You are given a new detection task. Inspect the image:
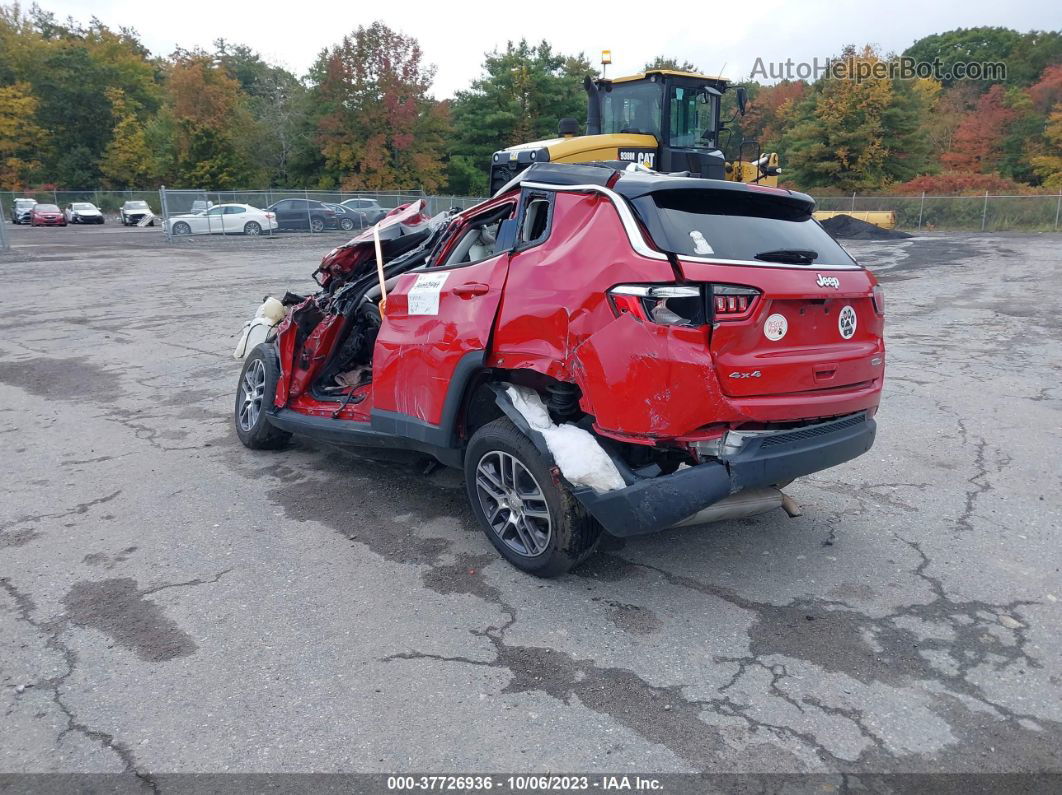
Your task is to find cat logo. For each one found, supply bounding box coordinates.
[617,149,656,169]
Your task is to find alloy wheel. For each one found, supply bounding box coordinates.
[474,451,553,557]
[238,358,266,432]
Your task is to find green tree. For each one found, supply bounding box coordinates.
[214,40,310,185]
[449,40,592,193]
[643,56,700,72]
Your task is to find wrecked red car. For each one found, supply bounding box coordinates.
[234,163,884,576]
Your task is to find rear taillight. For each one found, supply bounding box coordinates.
[872,284,885,315]
[608,285,706,326]
[711,285,761,321]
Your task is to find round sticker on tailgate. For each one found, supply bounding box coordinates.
[764,313,788,341]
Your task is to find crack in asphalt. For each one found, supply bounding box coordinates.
[0,577,158,792]
[0,490,122,534]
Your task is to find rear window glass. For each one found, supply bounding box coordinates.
[641,190,856,267]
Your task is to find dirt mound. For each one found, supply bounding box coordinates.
[821,214,912,240]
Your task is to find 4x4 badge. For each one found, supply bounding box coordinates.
[817,274,840,288]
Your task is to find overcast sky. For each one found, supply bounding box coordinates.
[41,0,1058,96]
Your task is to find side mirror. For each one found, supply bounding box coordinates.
[735,87,748,116]
[495,218,519,253]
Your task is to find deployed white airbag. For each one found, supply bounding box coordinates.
[233,297,287,359]
[505,385,625,493]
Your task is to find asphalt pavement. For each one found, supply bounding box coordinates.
[1,223,1059,778]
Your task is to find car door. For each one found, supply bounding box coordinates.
[203,206,226,235]
[370,200,517,439]
[224,205,247,232]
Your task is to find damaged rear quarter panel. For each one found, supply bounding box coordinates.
[490,191,674,382]
[569,313,734,437]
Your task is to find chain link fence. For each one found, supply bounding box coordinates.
[813,191,1062,232]
[155,188,485,241]
[3,188,1061,245]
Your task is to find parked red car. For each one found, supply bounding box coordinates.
[30,203,66,227]
[234,163,884,576]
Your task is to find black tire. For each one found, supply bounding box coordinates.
[309,216,325,233]
[243,221,262,236]
[234,344,291,450]
[172,221,191,236]
[465,417,602,577]
[339,217,354,231]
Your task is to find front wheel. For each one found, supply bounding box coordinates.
[234,344,291,450]
[465,417,602,577]
[172,221,191,236]
[243,221,262,236]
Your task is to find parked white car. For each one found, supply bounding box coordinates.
[64,202,105,224]
[165,204,278,236]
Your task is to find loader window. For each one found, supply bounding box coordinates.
[669,86,719,149]
[602,82,662,138]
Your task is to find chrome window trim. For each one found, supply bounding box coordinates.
[520,181,668,261]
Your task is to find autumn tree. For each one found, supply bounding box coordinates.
[309,22,446,192]
[940,84,1016,172]
[99,88,155,186]
[781,46,931,190]
[0,82,43,188]
[159,51,262,188]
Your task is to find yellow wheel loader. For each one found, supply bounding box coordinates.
[488,69,782,193]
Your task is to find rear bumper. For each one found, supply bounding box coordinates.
[587,412,876,536]
[493,383,876,538]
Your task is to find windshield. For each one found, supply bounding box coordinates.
[126,201,148,209]
[37,204,60,212]
[15,199,35,207]
[72,203,95,210]
[669,85,719,149]
[601,81,662,137]
[639,190,856,267]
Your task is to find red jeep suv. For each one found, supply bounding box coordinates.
[234,163,884,576]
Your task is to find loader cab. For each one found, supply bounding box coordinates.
[488,69,730,193]
[589,70,726,178]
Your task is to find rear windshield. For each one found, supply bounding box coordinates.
[640,190,856,267]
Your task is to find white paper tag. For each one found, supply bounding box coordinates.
[407,272,450,315]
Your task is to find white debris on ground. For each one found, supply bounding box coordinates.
[505,385,625,493]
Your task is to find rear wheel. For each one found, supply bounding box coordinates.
[465,417,602,577]
[309,217,325,233]
[243,221,262,236]
[339,217,354,231]
[234,344,291,450]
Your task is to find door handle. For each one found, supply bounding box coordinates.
[454,282,490,298]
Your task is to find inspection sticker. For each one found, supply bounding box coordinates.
[407,272,449,315]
